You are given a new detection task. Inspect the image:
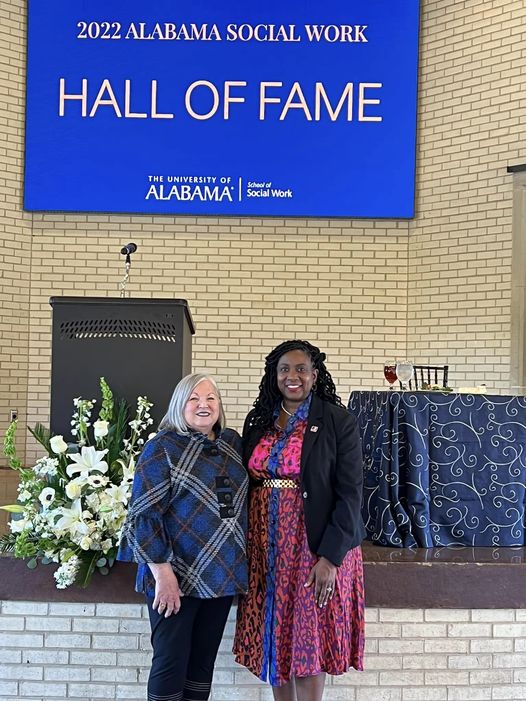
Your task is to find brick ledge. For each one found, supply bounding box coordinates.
[1,544,526,607]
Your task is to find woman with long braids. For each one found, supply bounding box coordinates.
[234,340,365,701]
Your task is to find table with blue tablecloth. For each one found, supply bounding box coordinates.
[348,391,526,547]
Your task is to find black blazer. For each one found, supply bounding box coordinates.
[243,394,365,566]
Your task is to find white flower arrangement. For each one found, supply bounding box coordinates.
[0,378,153,588]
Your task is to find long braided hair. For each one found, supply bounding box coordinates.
[249,340,342,430]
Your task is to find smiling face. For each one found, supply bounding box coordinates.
[276,349,318,409]
[183,379,220,437]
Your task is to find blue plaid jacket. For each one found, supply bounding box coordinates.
[117,427,248,598]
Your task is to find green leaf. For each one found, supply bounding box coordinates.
[77,551,98,588]
[28,423,52,453]
[14,532,39,559]
[0,533,16,553]
[3,420,22,470]
[107,398,129,466]
[99,377,114,423]
[0,504,24,513]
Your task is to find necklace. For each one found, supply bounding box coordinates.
[281,401,294,417]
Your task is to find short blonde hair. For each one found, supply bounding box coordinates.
[158,373,226,435]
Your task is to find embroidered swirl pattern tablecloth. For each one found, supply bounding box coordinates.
[348,391,526,547]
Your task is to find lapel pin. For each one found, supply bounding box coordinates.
[310,425,319,432]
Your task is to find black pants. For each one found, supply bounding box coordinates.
[146,595,233,701]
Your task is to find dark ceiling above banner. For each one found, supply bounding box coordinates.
[24,0,420,218]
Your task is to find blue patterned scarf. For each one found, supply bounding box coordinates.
[267,393,312,478]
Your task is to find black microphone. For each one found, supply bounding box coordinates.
[120,243,137,255]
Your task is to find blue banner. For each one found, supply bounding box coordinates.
[25,1,420,217]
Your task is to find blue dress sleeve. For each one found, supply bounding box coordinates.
[117,435,174,564]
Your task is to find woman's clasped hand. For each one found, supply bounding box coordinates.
[304,555,337,608]
[150,562,184,617]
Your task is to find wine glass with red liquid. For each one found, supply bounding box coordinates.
[383,362,397,390]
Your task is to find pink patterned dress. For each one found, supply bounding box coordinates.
[233,418,365,686]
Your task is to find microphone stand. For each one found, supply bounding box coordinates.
[119,255,131,298]
[118,243,137,298]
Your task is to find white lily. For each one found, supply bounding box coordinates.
[54,499,90,537]
[120,456,135,485]
[104,483,129,505]
[66,446,108,478]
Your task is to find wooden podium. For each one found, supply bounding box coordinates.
[49,297,195,437]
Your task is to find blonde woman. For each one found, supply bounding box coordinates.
[119,373,248,701]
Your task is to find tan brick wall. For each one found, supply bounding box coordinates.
[25,219,409,462]
[0,0,31,461]
[2,603,526,700]
[407,0,525,386]
[0,468,18,535]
